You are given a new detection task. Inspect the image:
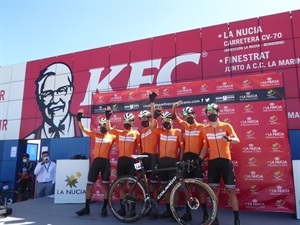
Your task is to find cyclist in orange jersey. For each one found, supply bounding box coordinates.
[106,107,141,217]
[172,100,208,222]
[76,109,116,217]
[139,92,160,197]
[152,111,184,219]
[199,103,240,225]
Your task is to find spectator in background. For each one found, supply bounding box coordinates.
[17,153,33,202]
[200,103,241,225]
[34,151,56,198]
[76,110,116,217]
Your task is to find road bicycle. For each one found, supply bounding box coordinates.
[108,155,217,225]
[0,180,18,207]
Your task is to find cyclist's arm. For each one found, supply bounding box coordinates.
[150,113,159,129]
[199,130,208,160]
[105,106,113,131]
[227,124,240,144]
[199,146,208,160]
[149,102,158,130]
[77,109,95,136]
[171,100,182,120]
[78,120,94,136]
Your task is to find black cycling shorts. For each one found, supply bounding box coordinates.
[117,156,135,177]
[208,158,236,189]
[157,157,177,183]
[142,153,158,183]
[88,157,111,184]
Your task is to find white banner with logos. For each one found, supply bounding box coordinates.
[54,159,89,204]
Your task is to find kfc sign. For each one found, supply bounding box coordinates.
[80,53,201,106]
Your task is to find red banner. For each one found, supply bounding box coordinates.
[91,72,295,213]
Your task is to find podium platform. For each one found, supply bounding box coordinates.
[1,197,298,225]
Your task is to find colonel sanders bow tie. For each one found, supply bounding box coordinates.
[49,124,65,138]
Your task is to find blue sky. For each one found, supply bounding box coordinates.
[0,0,299,66]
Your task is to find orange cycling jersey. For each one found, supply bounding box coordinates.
[153,127,184,159]
[202,122,238,160]
[110,129,140,158]
[175,118,204,155]
[83,130,116,159]
[140,127,159,154]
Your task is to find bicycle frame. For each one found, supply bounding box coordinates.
[133,158,189,204]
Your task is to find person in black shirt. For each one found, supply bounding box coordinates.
[17,153,33,201]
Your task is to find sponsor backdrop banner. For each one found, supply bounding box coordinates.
[54,159,89,204]
[91,72,295,213]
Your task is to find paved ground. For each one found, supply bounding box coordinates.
[0,197,298,225]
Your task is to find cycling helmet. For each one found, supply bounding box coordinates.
[138,110,151,119]
[98,117,107,125]
[123,113,135,121]
[182,106,195,116]
[161,111,173,120]
[205,103,219,113]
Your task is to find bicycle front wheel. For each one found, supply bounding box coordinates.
[108,175,148,223]
[0,189,18,206]
[170,179,217,225]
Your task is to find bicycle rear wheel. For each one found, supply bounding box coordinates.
[108,175,148,223]
[0,189,18,206]
[170,179,217,225]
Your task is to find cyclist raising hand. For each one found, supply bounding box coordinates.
[138,92,160,198]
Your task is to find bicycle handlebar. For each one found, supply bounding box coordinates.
[132,154,199,174]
